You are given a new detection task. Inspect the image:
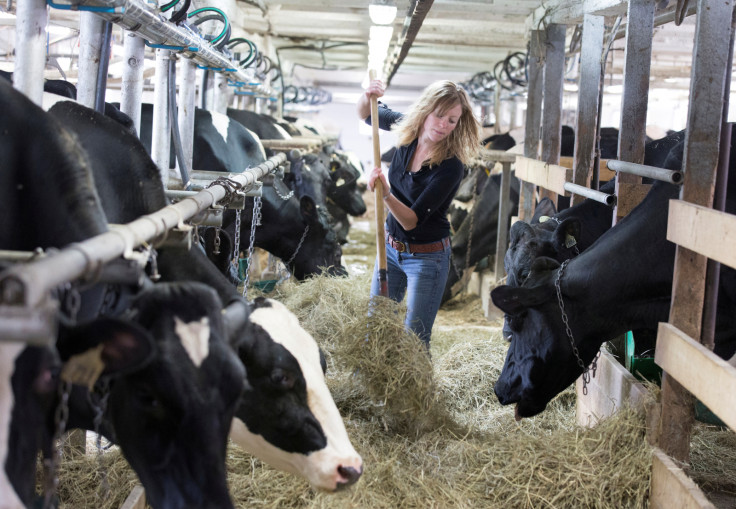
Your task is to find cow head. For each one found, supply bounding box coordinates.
[491,257,600,420]
[290,196,346,279]
[70,282,245,509]
[326,153,366,217]
[228,298,363,491]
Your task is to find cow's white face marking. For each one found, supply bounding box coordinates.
[1,344,26,508]
[210,112,231,145]
[175,316,210,367]
[233,299,362,491]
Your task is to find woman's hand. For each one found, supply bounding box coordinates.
[367,166,389,193]
[366,79,385,100]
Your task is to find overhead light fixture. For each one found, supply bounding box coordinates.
[369,0,397,25]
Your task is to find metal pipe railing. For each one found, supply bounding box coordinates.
[82,0,273,97]
[607,159,683,184]
[563,182,617,206]
[0,152,286,311]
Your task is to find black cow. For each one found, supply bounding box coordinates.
[482,132,516,151]
[51,99,361,491]
[442,172,520,303]
[0,80,243,508]
[135,104,346,280]
[491,140,736,419]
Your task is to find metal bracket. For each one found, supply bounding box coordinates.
[0,295,58,346]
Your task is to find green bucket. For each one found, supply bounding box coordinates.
[624,331,662,384]
[238,258,248,281]
[252,279,278,293]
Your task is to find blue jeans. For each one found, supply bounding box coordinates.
[370,240,451,347]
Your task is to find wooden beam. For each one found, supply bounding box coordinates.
[650,448,715,509]
[667,200,736,271]
[514,156,571,196]
[576,348,649,427]
[558,157,616,181]
[614,183,651,218]
[519,30,544,221]
[120,485,146,509]
[655,322,736,431]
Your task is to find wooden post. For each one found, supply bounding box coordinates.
[612,0,655,224]
[658,0,734,463]
[539,24,566,207]
[520,30,544,221]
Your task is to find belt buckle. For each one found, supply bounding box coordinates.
[395,239,406,253]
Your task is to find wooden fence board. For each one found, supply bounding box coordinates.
[650,448,715,509]
[655,322,736,431]
[667,200,736,270]
[514,156,571,196]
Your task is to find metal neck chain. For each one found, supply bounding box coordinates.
[232,208,243,274]
[554,259,599,395]
[242,196,262,299]
[279,224,309,282]
[43,380,72,509]
[272,182,295,201]
[212,227,221,254]
[206,176,244,206]
[91,379,111,503]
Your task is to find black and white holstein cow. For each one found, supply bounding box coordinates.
[491,133,736,420]
[0,79,246,509]
[136,104,347,281]
[51,99,362,491]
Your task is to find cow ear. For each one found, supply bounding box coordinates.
[491,283,555,315]
[531,198,557,223]
[300,195,318,223]
[554,218,581,250]
[508,220,534,247]
[57,317,156,378]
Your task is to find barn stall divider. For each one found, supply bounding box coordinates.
[474,1,735,507]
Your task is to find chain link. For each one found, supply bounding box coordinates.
[43,380,72,509]
[272,183,295,201]
[242,196,262,299]
[554,259,599,395]
[278,225,309,282]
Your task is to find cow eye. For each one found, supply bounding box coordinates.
[270,369,295,390]
[135,386,160,409]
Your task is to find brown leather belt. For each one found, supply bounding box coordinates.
[386,234,450,254]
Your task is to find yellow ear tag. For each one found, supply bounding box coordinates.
[60,343,106,391]
[539,215,551,223]
[565,234,577,248]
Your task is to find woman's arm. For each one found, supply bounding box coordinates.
[356,79,385,121]
[367,166,418,231]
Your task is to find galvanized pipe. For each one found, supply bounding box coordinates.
[13,0,46,105]
[563,182,616,206]
[0,152,286,310]
[120,31,145,134]
[607,159,683,184]
[88,0,268,96]
[77,11,106,109]
[151,48,172,183]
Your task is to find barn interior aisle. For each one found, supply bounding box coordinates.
[42,188,736,508]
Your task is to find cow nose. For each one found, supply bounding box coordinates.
[335,465,363,491]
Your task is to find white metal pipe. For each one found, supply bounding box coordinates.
[91,0,272,97]
[151,48,172,183]
[77,11,106,109]
[607,159,683,184]
[13,0,47,105]
[213,72,229,114]
[178,58,197,177]
[0,153,287,310]
[120,31,146,134]
[563,182,616,206]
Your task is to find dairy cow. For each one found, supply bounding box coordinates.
[135,104,346,280]
[491,137,736,419]
[441,172,520,303]
[0,80,245,509]
[52,100,362,491]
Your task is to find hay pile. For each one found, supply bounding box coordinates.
[42,274,736,508]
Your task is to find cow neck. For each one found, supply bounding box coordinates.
[560,182,680,343]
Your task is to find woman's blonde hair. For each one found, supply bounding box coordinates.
[392,80,481,167]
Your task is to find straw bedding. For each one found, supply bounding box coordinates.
[42,274,735,508]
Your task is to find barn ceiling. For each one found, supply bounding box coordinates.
[0,0,704,107]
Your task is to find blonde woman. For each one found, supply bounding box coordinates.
[357,79,481,349]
